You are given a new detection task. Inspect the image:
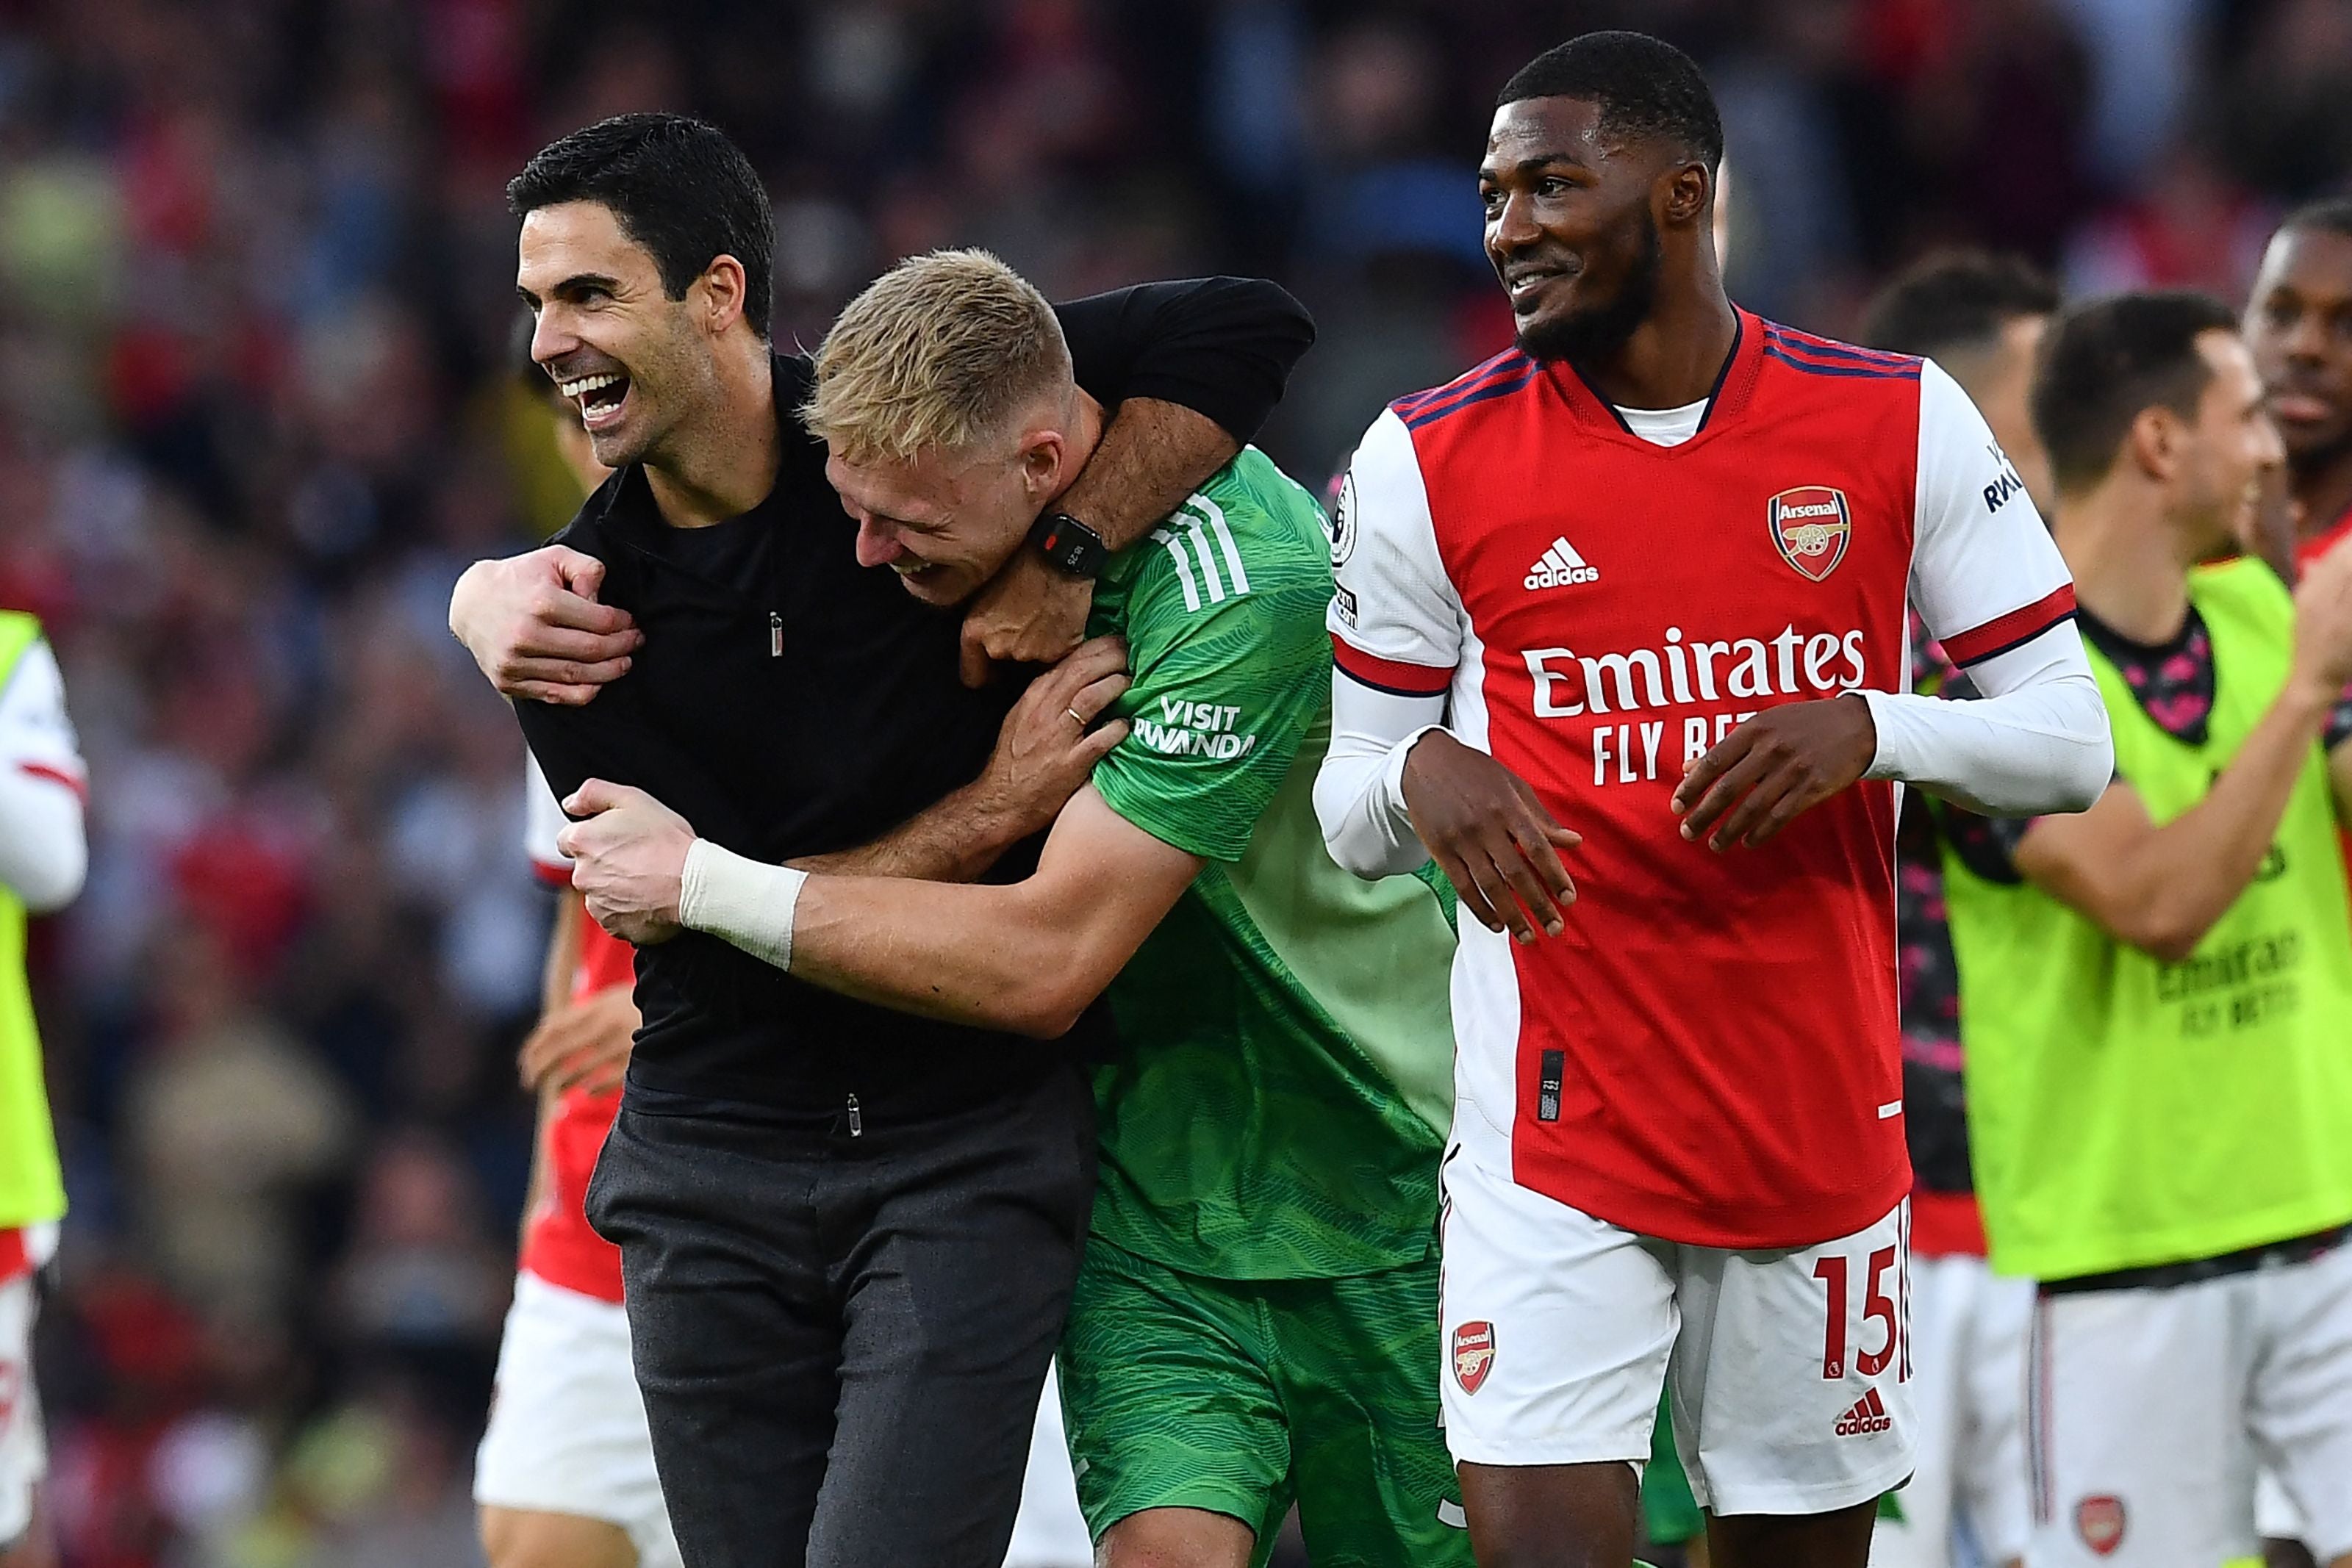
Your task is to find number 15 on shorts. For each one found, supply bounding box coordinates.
[1814,1242,1908,1383]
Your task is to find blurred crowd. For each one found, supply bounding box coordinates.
[1,1,2348,1564]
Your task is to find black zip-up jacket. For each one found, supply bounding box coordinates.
[516,278,1315,1124]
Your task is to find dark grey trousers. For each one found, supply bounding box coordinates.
[587,1068,1097,1568]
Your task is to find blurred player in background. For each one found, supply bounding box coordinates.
[1856,251,2062,1568]
[556,248,1470,1568]
[0,613,88,1568]
[1314,31,2109,1568]
[476,757,667,1568]
[473,361,675,1568]
[2247,199,2352,575]
[1943,292,2352,1568]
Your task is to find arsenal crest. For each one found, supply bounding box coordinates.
[1452,1321,1495,1393]
[2075,1495,2126,1556]
[1768,486,1851,582]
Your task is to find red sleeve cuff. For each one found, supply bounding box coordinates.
[19,761,86,805]
[1332,635,1452,698]
[1937,584,2076,667]
[531,858,572,887]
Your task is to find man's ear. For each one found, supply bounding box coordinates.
[696,255,749,336]
[1018,427,1068,497]
[1659,162,1710,231]
[2125,405,2181,483]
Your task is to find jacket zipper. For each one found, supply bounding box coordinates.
[770,611,784,657]
[845,1092,862,1137]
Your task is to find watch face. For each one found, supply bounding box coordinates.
[1039,514,1102,574]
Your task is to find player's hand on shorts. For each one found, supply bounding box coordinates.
[969,635,1132,841]
[1399,730,1580,943]
[559,780,695,944]
[958,549,1096,688]
[517,983,641,1097]
[1673,694,1878,851]
[449,546,642,705]
[2290,529,2352,695]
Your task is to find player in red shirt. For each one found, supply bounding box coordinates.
[2246,198,2352,579]
[2241,195,2352,1561]
[1312,32,2112,1568]
[471,373,676,1568]
[473,756,669,1568]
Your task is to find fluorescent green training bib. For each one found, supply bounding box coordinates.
[0,611,66,1234]
[1946,560,2352,1280]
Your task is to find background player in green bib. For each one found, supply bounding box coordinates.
[1937,292,2352,1568]
[557,249,1471,1568]
[0,611,90,1563]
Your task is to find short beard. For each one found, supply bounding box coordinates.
[1516,212,1662,369]
[2287,422,2352,486]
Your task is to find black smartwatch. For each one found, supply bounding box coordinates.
[1032,511,1108,579]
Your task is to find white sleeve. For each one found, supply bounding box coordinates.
[0,639,87,912]
[1313,408,1461,877]
[521,754,572,883]
[1857,360,2113,815]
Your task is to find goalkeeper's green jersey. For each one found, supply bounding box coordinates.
[1085,447,1457,1280]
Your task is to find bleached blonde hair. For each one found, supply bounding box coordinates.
[803,248,1073,467]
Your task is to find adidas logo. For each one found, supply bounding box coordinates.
[1834,1388,1892,1437]
[1524,536,1599,591]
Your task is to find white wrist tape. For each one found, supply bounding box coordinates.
[678,839,808,974]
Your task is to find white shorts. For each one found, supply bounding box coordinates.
[0,1272,43,1548]
[1440,1149,1916,1517]
[475,1272,682,1568]
[1005,1362,1092,1568]
[2025,1235,2352,1567]
[1871,1251,2032,1568]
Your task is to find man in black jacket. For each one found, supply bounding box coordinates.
[449,114,1313,1568]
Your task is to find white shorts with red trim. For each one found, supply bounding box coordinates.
[1438,1148,1915,1516]
[2024,1237,2352,1567]
[474,1271,683,1568]
[1871,1251,2032,1568]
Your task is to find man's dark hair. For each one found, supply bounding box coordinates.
[509,112,775,340]
[2278,193,2352,243]
[1859,251,2060,359]
[2032,291,2242,493]
[1497,32,1723,174]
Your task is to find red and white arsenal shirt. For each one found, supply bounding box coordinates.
[520,758,634,1303]
[1319,312,2104,1249]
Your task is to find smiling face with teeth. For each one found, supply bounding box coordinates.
[1480,95,1702,371]
[516,199,731,472]
[824,384,1102,610]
